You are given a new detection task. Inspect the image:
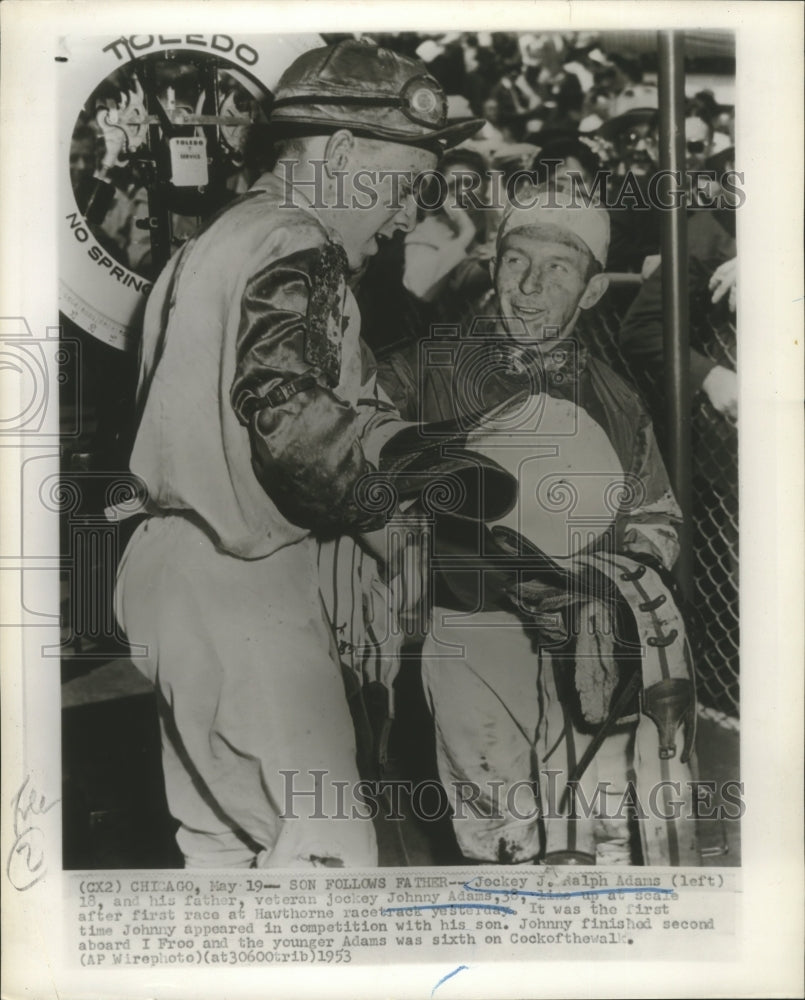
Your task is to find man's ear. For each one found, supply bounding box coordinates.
[579,272,609,311]
[323,129,355,175]
[489,257,497,283]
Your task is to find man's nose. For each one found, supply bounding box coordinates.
[519,264,542,295]
[392,193,418,234]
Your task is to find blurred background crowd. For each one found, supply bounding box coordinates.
[338,31,736,357]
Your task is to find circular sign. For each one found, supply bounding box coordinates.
[60,33,321,350]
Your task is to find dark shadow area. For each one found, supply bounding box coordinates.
[62,691,182,869]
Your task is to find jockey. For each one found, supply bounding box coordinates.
[378,185,699,865]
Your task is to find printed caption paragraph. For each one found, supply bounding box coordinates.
[68,868,739,967]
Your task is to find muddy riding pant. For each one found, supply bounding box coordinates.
[115,515,376,868]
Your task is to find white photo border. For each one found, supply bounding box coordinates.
[1,2,803,997]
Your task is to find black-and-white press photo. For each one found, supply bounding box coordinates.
[59,24,740,872]
[1,3,803,999]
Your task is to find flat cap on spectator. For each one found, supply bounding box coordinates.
[270,38,485,152]
[598,82,659,139]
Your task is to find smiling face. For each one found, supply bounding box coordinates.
[614,120,659,176]
[494,226,597,346]
[330,136,437,271]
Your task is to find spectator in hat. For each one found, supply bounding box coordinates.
[597,83,661,177]
[595,83,662,273]
[599,89,720,275]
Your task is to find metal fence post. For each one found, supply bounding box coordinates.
[657,30,693,600]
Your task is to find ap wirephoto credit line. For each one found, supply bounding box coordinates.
[1,3,803,999]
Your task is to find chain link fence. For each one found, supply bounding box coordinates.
[585,288,739,718]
